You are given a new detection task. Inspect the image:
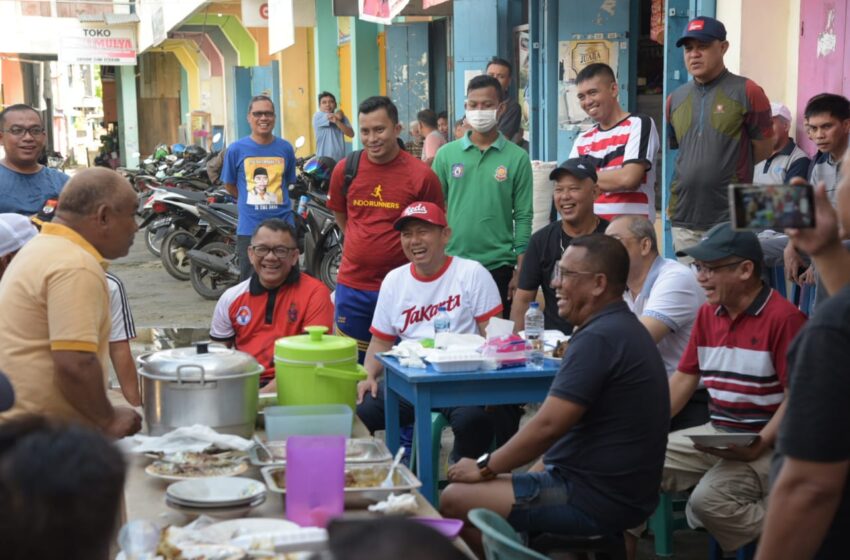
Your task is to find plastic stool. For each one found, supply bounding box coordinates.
[410,412,451,488]
[648,492,690,557]
[709,536,756,559]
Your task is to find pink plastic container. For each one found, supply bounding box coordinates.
[285,435,345,527]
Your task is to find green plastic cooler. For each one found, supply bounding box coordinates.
[274,326,366,411]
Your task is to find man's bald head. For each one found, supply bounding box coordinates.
[54,168,139,260]
[57,168,136,218]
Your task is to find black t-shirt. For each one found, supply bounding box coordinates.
[518,218,609,333]
[543,300,670,531]
[776,284,850,559]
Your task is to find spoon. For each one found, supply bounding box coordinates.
[381,447,405,488]
[253,435,274,462]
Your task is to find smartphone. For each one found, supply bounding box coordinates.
[729,183,816,231]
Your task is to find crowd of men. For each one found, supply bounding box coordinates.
[0,12,849,560]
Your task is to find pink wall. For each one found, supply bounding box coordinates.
[796,0,850,155]
[1,57,25,106]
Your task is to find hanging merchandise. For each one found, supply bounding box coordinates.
[650,0,665,44]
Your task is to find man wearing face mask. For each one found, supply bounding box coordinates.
[432,74,533,323]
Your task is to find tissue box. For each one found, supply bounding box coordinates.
[482,335,527,369]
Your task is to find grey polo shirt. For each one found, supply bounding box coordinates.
[809,151,843,205]
[753,138,810,184]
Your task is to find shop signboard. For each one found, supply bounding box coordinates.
[59,25,137,66]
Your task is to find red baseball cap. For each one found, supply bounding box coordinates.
[393,202,448,230]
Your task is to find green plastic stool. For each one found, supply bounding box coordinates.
[648,492,690,557]
[468,508,549,560]
[411,412,451,490]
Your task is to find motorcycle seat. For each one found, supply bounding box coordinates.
[210,203,239,216]
[163,187,209,201]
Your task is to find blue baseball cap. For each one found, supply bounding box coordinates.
[676,222,763,263]
[549,157,598,183]
[676,16,727,47]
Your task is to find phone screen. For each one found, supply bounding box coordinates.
[729,183,816,231]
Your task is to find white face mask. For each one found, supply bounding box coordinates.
[466,109,499,132]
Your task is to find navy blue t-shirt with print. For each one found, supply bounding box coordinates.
[221,136,296,236]
[543,300,670,532]
[0,165,69,215]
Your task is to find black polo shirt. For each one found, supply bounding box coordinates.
[518,218,609,333]
[544,300,670,531]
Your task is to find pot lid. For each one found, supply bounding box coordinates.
[275,326,357,353]
[138,342,261,379]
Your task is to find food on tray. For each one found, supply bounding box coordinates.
[156,525,295,559]
[269,465,399,490]
[552,339,570,358]
[258,439,365,462]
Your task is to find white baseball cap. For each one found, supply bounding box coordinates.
[770,102,792,123]
[0,213,38,257]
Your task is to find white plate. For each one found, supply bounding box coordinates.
[203,518,300,542]
[686,433,758,449]
[166,477,266,506]
[164,494,266,518]
[145,461,249,481]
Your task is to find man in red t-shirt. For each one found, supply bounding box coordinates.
[327,96,444,360]
[210,218,334,389]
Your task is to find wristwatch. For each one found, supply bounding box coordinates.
[477,452,496,480]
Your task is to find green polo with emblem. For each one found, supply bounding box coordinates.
[432,131,533,270]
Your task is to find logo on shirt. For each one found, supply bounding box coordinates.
[400,295,461,333]
[715,104,725,114]
[451,163,465,178]
[352,184,400,209]
[494,165,508,182]
[288,303,298,323]
[235,306,252,326]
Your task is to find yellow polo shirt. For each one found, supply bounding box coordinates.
[0,223,111,426]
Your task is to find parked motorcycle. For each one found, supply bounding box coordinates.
[292,153,341,290]
[186,202,240,300]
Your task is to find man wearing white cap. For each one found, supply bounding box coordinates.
[0,213,37,280]
[753,102,810,185]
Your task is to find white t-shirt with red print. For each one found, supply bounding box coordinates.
[369,256,503,342]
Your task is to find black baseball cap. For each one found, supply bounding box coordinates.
[676,16,727,47]
[0,371,15,412]
[549,157,598,183]
[676,222,763,263]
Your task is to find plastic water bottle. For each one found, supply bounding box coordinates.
[525,302,545,369]
[297,195,309,218]
[434,306,451,347]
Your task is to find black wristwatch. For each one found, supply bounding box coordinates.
[477,452,496,480]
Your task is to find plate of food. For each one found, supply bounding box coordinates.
[146,452,249,481]
[686,433,758,449]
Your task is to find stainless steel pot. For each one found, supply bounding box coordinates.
[137,342,263,437]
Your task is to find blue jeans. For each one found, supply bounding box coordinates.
[508,467,604,536]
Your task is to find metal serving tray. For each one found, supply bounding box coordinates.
[248,437,393,467]
[261,463,422,508]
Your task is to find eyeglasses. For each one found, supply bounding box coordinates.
[551,266,598,284]
[250,244,297,257]
[251,111,275,119]
[690,260,746,276]
[2,126,46,138]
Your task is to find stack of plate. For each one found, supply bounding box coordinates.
[165,476,267,517]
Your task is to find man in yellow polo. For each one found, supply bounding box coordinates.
[0,167,141,438]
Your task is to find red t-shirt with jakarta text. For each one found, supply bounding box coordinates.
[328,149,444,291]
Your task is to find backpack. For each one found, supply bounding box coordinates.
[341,149,363,201]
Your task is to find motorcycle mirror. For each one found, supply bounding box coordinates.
[295,136,306,149]
[212,132,222,143]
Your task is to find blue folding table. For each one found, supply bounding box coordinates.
[378,355,561,505]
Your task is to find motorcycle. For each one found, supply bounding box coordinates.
[292,153,341,291]
[185,202,240,300]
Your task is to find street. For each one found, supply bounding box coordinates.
[110,229,217,328]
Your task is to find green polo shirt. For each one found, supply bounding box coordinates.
[433,131,533,270]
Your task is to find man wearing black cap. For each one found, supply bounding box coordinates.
[667,16,774,256]
[659,222,806,553]
[512,158,608,333]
